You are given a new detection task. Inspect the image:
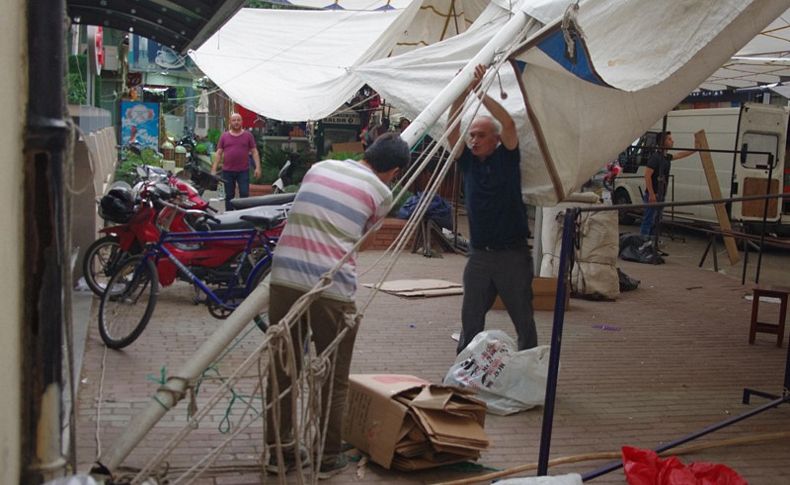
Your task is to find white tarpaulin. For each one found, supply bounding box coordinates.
[192,0,790,203]
[189,0,497,121]
[507,0,790,204]
[189,3,423,121]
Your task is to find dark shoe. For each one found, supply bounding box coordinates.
[318,453,349,480]
[265,447,310,474]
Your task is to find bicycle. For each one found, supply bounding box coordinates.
[98,204,285,349]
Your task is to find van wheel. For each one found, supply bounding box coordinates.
[614,189,636,225]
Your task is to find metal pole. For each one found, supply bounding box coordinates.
[754,154,774,284]
[537,208,578,475]
[95,280,271,473]
[582,393,790,481]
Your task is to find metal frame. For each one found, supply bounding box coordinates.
[536,191,789,479]
[145,226,277,311]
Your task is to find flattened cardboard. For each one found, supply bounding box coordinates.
[343,374,489,471]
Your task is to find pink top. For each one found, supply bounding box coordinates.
[218,130,255,172]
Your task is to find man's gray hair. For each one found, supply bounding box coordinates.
[475,115,501,134]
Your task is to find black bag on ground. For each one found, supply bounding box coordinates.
[618,233,664,265]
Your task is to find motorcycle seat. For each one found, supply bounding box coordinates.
[229,193,295,210]
[206,205,287,231]
[240,214,285,230]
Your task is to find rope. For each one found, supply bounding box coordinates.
[561,1,584,61]
[94,345,109,461]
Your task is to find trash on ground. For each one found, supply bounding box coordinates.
[592,324,621,331]
[363,279,462,298]
[496,473,583,484]
[344,374,489,471]
[444,330,549,415]
[622,446,747,485]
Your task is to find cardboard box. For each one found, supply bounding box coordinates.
[492,276,568,311]
[343,374,489,471]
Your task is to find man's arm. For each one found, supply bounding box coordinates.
[251,147,261,179]
[211,147,223,174]
[671,149,695,161]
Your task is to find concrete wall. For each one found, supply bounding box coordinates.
[0,0,26,482]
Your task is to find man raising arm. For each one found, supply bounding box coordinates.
[448,64,537,354]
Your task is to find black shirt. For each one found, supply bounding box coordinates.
[458,144,529,249]
[646,151,674,200]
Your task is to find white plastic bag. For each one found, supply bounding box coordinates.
[496,474,582,485]
[443,330,550,415]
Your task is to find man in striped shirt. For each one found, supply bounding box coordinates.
[267,132,409,478]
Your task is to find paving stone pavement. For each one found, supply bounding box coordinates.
[75,249,790,484]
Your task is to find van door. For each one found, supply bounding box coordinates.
[731,103,788,223]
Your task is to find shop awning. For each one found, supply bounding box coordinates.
[67,0,246,53]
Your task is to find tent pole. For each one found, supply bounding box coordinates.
[399,11,529,148]
[93,280,271,475]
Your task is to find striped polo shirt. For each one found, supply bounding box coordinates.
[271,159,392,301]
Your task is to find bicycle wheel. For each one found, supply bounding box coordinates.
[82,235,123,296]
[99,256,159,349]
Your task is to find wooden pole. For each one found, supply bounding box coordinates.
[694,130,740,265]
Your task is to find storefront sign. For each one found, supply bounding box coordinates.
[324,112,360,125]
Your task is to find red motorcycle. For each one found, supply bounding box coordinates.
[82,166,290,296]
[82,170,210,296]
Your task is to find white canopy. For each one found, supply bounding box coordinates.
[190,3,423,121]
[189,0,579,121]
[358,0,789,205]
[192,0,790,204]
[508,0,790,203]
[189,0,503,121]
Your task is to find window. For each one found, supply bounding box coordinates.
[741,132,778,169]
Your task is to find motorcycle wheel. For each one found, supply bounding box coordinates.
[99,256,159,349]
[82,235,124,297]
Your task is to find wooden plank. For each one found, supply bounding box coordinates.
[694,130,740,265]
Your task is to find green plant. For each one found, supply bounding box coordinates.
[67,55,87,105]
[114,147,163,184]
[206,128,222,146]
[327,151,364,161]
[195,143,208,155]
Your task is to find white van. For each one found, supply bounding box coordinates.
[614,103,790,236]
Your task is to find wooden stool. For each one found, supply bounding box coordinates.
[749,287,789,347]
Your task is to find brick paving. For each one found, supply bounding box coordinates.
[75,247,790,484]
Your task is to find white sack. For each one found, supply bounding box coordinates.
[540,193,619,300]
[444,330,549,415]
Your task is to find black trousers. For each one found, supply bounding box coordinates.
[458,245,538,353]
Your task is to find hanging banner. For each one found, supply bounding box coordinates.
[121,101,160,148]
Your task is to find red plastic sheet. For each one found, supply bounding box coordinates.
[622,446,747,485]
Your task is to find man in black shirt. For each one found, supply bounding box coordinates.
[640,131,695,236]
[448,64,537,354]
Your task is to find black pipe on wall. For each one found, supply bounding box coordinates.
[23,0,69,482]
